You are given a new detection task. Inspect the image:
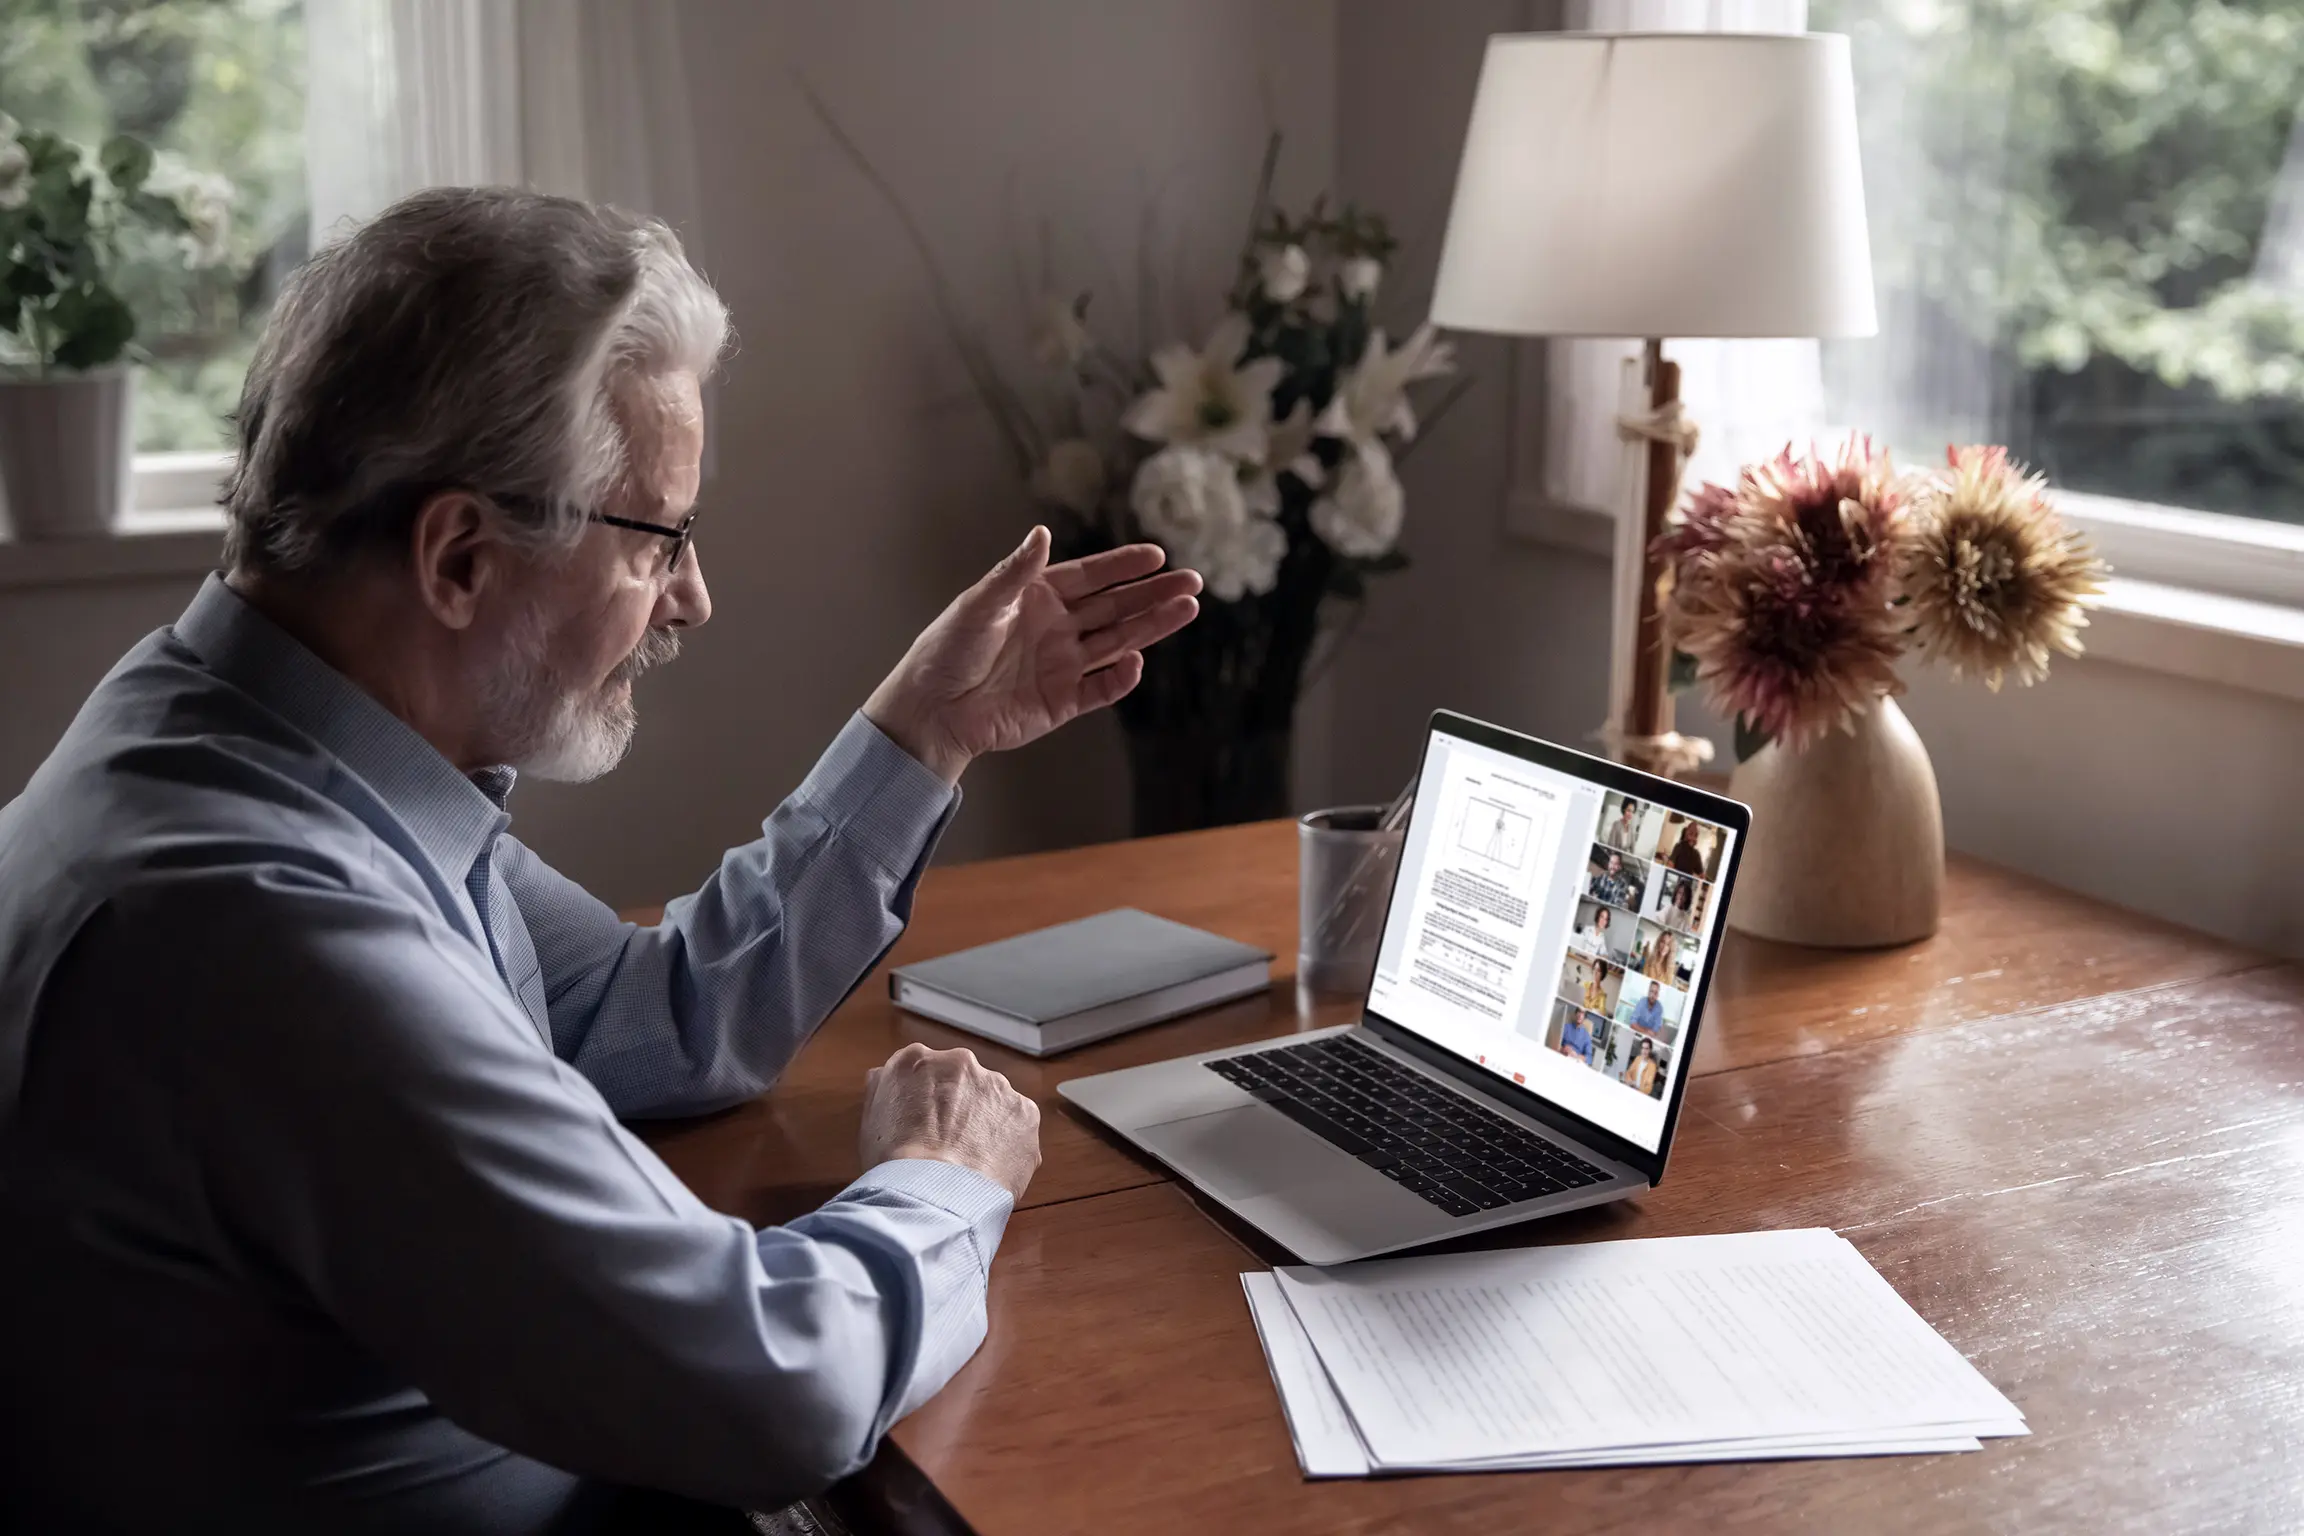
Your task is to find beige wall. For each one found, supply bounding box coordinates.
[1322,0,1610,797]
[1326,0,2304,960]
[0,577,210,797]
[0,0,1336,911]
[509,0,1337,906]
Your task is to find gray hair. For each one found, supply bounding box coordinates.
[224,186,730,575]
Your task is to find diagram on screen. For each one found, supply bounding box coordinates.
[1457,797,1533,870]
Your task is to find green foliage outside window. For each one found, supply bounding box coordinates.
[0,0,305,452]
[1819,0,2304,522]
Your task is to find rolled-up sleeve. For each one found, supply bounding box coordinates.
[503,713,958,1118]
[70,867,1009,1511]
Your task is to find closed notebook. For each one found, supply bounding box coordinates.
[889,908,1272,1057]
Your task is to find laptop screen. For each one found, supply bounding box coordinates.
[1364,719,1738,1157]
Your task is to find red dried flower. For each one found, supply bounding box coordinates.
[1655,437,1912,751]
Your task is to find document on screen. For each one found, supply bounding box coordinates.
[1386,745,1567,1040]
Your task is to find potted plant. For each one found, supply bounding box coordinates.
[0,114,232,539]
[1654,438,2108,946]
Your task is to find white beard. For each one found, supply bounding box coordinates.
[481,612,681,783]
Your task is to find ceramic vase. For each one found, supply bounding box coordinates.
[0,366,135,540]
[1725,695,1943,948]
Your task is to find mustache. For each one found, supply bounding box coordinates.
[611,627,682,686]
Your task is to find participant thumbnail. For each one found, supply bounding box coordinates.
[1614,975,1688,1046]
[1541,997,1612,1067]
[1557,950,1624,1021]
[1615,1034,1671,1099]
[1568,898,1632,963]
[1595,792,1663,858]
[1648,867,1712,934]
[1651,812,1725,882]
[1584,844,1649,914]
[1632,920,1697,990]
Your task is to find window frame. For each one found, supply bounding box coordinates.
[2054,491,2304,612]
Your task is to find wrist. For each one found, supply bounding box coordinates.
[862,693,970,786]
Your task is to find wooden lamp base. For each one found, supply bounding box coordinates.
[1617,337,1700,780]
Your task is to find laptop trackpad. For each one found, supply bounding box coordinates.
[1136,1104,1351,1201]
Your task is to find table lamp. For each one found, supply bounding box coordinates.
[1429,31,1877,778]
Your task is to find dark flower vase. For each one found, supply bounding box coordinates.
[1122,725,1293,837]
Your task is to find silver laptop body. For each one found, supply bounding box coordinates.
[1061,710,1750,1266]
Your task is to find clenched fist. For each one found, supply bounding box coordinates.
[860,1043,1042,1202]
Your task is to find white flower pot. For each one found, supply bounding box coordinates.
[1724,696,1944,948]
[0,367,135,540]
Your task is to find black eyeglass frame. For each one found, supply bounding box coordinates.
[477,491,699,576]
[590,511,698,574]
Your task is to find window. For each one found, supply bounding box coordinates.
[1816,0,2304,537]
[1520,2,2304,625]
[0,0,307,457]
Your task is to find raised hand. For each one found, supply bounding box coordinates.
[862,526,1201,784]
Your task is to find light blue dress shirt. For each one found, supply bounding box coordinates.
[0,575,1010,1532]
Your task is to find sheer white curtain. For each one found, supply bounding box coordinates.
[1817,1,2008,460]
[302,0,704,250]
[1539,0,1826,511]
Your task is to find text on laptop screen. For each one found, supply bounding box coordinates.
[1364,727,1734,1154]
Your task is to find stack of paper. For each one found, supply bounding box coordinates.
[1240,1228,2026,1477]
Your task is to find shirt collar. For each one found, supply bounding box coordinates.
[173,574,514,882]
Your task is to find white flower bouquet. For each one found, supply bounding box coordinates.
[820,111,1465,831]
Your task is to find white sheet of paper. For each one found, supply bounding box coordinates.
[1386,1434,1987,1470]
[1242,1272,1371,1477]
[1273,1228,2025,1468]
[1244,1268,2006,1478]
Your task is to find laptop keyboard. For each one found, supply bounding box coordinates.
[1204,1034,1614,1218]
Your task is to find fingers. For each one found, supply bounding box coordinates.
[1079,592,1200,672]
[1077,650,1145,712]
[969,525,1052,609]
[1065,568,1203,635]
[1043,541,1170,602]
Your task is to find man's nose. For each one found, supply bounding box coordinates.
[658,543,712,630]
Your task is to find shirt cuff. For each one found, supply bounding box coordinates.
[844,1157,1015,1230]
[793,713,960,880]
[843,1157,1015,1276]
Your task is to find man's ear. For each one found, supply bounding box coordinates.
[409,491,497,630]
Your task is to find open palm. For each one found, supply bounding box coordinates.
[863,527,1202,783]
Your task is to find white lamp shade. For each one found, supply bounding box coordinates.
[1431,32,1877,340]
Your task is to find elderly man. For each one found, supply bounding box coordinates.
[0,189,1200,1532]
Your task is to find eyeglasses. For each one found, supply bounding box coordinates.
[480,491,699,576]
[590,510,698,575]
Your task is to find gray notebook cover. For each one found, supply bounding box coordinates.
[890,908,1271,1025]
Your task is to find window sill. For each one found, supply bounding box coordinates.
[2055,490,2304,610]
[2086,578,2304,704]
[0,451,228,592]
[1504,490,1613,558]
[0,507,226,592]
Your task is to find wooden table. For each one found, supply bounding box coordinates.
[641,821,2293,1534]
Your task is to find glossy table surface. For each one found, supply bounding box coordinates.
[637,820,2288,1533]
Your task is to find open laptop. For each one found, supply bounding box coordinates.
[1060,710,1749,1265]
